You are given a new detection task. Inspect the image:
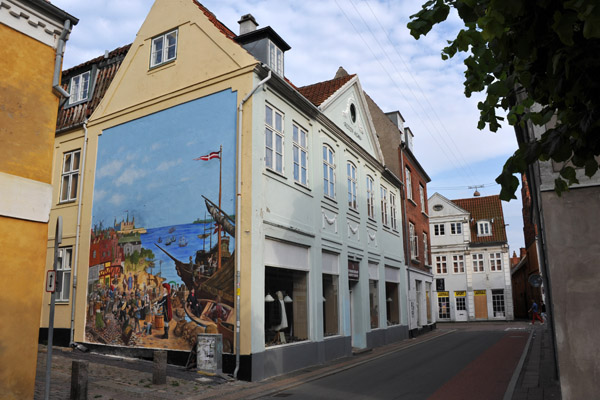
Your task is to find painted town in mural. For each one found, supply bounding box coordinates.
[85,91,237,352]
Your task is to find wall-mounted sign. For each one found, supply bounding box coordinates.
[436,278,445,291]
[348,261,359,281]
[454,291,466,297]
[474,290,487,296]
[46,270,56,293]
[437,291,449,297]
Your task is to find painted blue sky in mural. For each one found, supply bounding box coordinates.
[92,89,237,230]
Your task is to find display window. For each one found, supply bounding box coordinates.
[265,267,308,346]
[322,274,339,336]
[385,282,399,325]
[369,280,379,329]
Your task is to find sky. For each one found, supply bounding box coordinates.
[51,0,525,254]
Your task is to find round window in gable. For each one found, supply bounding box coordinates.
[350,103,357,123]
[433,204,443,211]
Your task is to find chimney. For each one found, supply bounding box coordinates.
[238,14,258,35]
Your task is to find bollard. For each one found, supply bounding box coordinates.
[152,350,167,385]
[70,360,88,400]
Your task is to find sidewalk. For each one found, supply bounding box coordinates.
[511,323,561,400]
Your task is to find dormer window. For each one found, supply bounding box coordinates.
[150,29,178,68]
[269,40,283,76]
[69,71,90,104]
[477,220,492,236]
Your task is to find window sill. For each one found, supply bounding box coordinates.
[264,167,287,180]
[294,181,310,191]
[421,211,429,217]
[408,198,417,206]
[58,200,77,206]
[321,196,338,209]
[347,208,360,218]
[63,98,90,109]
[148,59,176,73]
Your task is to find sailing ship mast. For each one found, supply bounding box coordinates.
[217,145,222,270]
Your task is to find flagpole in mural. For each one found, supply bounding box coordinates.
[194,146,223,271]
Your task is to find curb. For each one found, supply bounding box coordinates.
[503,327,534,400]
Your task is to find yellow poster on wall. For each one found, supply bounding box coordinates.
[437,291,449,297]
[474,290,487,296]
[454,291,466,297]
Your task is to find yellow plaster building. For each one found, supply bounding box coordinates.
[0,1,77,398]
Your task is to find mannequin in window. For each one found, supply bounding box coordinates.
[271,290,288,332]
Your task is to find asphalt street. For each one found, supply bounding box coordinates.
[258,329,528,400]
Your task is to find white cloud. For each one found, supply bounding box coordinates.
[97,159,123,178]
[109,193,126,206]
[156,159,182,171]
[115,167,146,186]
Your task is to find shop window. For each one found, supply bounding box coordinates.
[322,274,339,336]
[369,280,379,329]
[385,282,399,326]
[265,267,308,346]
[492,289,505,317]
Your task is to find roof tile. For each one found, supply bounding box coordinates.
[452,195,507,244]
[297,74,355,106]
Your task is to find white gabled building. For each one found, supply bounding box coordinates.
[428,193,513,322]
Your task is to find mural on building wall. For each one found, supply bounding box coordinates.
[86,90,237,352]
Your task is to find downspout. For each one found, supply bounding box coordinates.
[70,119,89,347]
[399,143,413,330]
[52,20,72,102]
[234,69,272,379]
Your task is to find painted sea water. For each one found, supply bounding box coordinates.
[140,222,235,285]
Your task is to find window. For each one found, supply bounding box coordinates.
[409,222,418,259]
[265,267,308,345]
[269,40,283,76]
[434,224,445,236]
[60,149,81,202]
[347,162,357,210]
[390,192,397,230]
[423,233,429,265]
[385,281,399,325]
[323,145,335,198]
[150,29,177,68]
[405,166,413,200]
[380,186,389,225]
[293,124,308,185]
[69,71,90,104]
[323,274,339,336]
[435,255,447,274]
[472,253,485,272]
[366,175,375,218]
[452,255,465,273]
[56,247,72,302]
[490,252,503,271]
[265,105,284,173]
[369,280,379,329]
[492,289,505,317]
[477,220,491,236]
[456,296,466,311]
[419,184,425,213]
[450,222,462,235]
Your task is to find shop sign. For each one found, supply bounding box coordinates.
[474,290,487,296]
[454,291,466,297]
[437,291,449,297]
[348,261,359,281]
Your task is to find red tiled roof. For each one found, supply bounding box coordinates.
[192,0,236,40]
[452,195,507,244]
[297,74,355,106]
[57,44,131,132]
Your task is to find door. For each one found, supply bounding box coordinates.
[454,291,468,321]
[474,290,488,319]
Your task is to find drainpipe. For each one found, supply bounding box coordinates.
[234,69,272,379]
[52,20,72,102]
[69,119,89,347]
[399,143,413,330]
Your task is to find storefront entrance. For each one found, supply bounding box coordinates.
[474,290,488,319]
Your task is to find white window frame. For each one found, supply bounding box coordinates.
[409,222,418,259]
[269,40,283,76]
[69,71,90,104]
[489,252,503,271]
[434,223,445,236]
[292,124,308,186]
[265,104,284,173]
[150,29,178,68]
[423,232,429,265]
[323,145,335,199]
[452,254,465,273]
[380,185,389,226]
[450,222,462,235]
[472,253,485,272]
[419,184,425,213]
[347,162,357,210]
[435,255,447,274]
[366,175,375,218]
[60,149,81,203]
[56,247,72,302]
[390,192,397,230]
[405,166,413,200]
[477,220,492,237]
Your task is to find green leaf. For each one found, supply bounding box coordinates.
[554,177,570,196]
[552,11,577,45]
[560,166,579,184]
[584,158,599,177]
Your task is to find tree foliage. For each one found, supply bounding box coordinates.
[408,0,600,200]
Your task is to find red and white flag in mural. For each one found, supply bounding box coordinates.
[194,151,220,161]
